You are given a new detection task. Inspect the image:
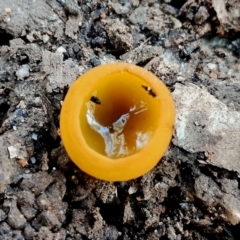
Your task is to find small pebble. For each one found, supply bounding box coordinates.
[52,45,57,51]
[42,34,50,43]
[0,209,7,221]
[17,100,26,108]
[8,146,18,159]
[184,230,189,237]
[47,206,53,210]
[16,64,30,80]
[57,46,67,53]
[100,12,107,19]
[18,158,28,167]
[34,97,41,104]
[22,174,33,179]
[128,186,137,194]
[207,63,217,70]
[26,34,35,43]
[5,8,11,14]
[32,133,38,140]
[73,44,80,53]
[30,157,36,164]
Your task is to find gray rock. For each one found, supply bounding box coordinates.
[172,83,240,175]
[61,0,80,15]
[129,5,181,33]
[0,0,64,38]
[109,1,132,15]
[46,172,66,199]
[0,209,6,222]
[195,175,240,225]
[120,45,163,65]
[20,207,37,221]
[104,19,133,51]
[0,222,11,235]
[194,6,209,24]
[20,171,54,195]
[144,49,199,85]
[7,201,27,229]
[212,0,240,32]
[42,34,50,43]
[0,132,23,193]
[35,226,54,240]
[167,226,177,240]
[102,225,119,240]
[32,211,61,230]
[23,224,36,239]
[220,179,239,195]
[10,230,25,240]
[54,229,67,240]
[15,64,30,80]
[33,172,68,230]
[42,50,79,92]
[65,14,83,40]
[129,6,148,25]
[195,175,222,205]
[17,43,42,64]
[36,193,52,211]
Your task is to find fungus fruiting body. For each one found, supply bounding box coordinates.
[60,63,175,181]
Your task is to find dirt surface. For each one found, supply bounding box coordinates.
[0,0,240,239]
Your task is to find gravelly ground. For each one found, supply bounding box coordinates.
[0,0,240,239]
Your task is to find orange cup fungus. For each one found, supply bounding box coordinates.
[60,63,175,181]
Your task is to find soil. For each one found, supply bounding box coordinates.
[0,0,240,239]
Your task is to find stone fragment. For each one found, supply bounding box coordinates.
[8,146,18,159]
[194,6,209,24]
[57,46,66,53]
[129,6,148,25]
[42,34,49,43]
[16,64,30,80]
[128,186,137,195]
[0,0,64,38]
[32,211,61,230]
[0,209,7,222]
[212,0,240,32]
[9,39,42,64]
[123,201,134,223]
[26,33,35,43]
[0,222,11,235]
[145,49,199,85]
[195,175,240,225]
[195,175,222,205]
[102,226,119,240]
[8,143,28,159]
[104,19,133,51]
[173,83,240,174]
[5,8,11,14]
[109,1,132,14]
[23,224,36,239]
[42,50,79,92]
[62,0,80,15]
[120,45,163,64]
[65,14,83,40]
[0,133,24,193]
[20,171,54,195]
[7,201,27,229]
[129,5,181,33]
[18,191,37,220]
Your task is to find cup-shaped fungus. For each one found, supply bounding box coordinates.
[60,63,175,181]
